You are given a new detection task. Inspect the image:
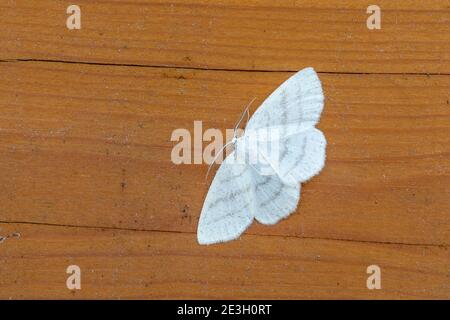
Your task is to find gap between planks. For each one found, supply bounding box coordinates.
[0,220,447,249]
[1,58,450,76]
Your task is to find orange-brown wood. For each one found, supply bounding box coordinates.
[0,223,448,299]
[1,0,449,73]
[0,62,448,248]
[0,0,449,299]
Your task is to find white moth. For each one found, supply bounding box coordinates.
[197,67,326,245]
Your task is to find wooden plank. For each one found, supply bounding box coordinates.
[0,223,447,299]
[0,61,449,246]
[1,0,449,73]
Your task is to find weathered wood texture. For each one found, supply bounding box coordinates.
[0,0,449,299]
[1,0,449,73]
[0,223,448,299]
[0,62,449,246]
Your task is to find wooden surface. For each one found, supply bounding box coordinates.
[1,0,449,73]
[0,1,449,299]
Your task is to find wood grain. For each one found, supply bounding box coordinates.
[0,61,449,249]
[0,223,448,299]
[0,0,449,299]
[1,0,449,73]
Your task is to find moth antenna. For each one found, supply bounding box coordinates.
[205,139,235,182]
[233,98,256,135]
[205,98,256,182]
[245,98,254,128]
